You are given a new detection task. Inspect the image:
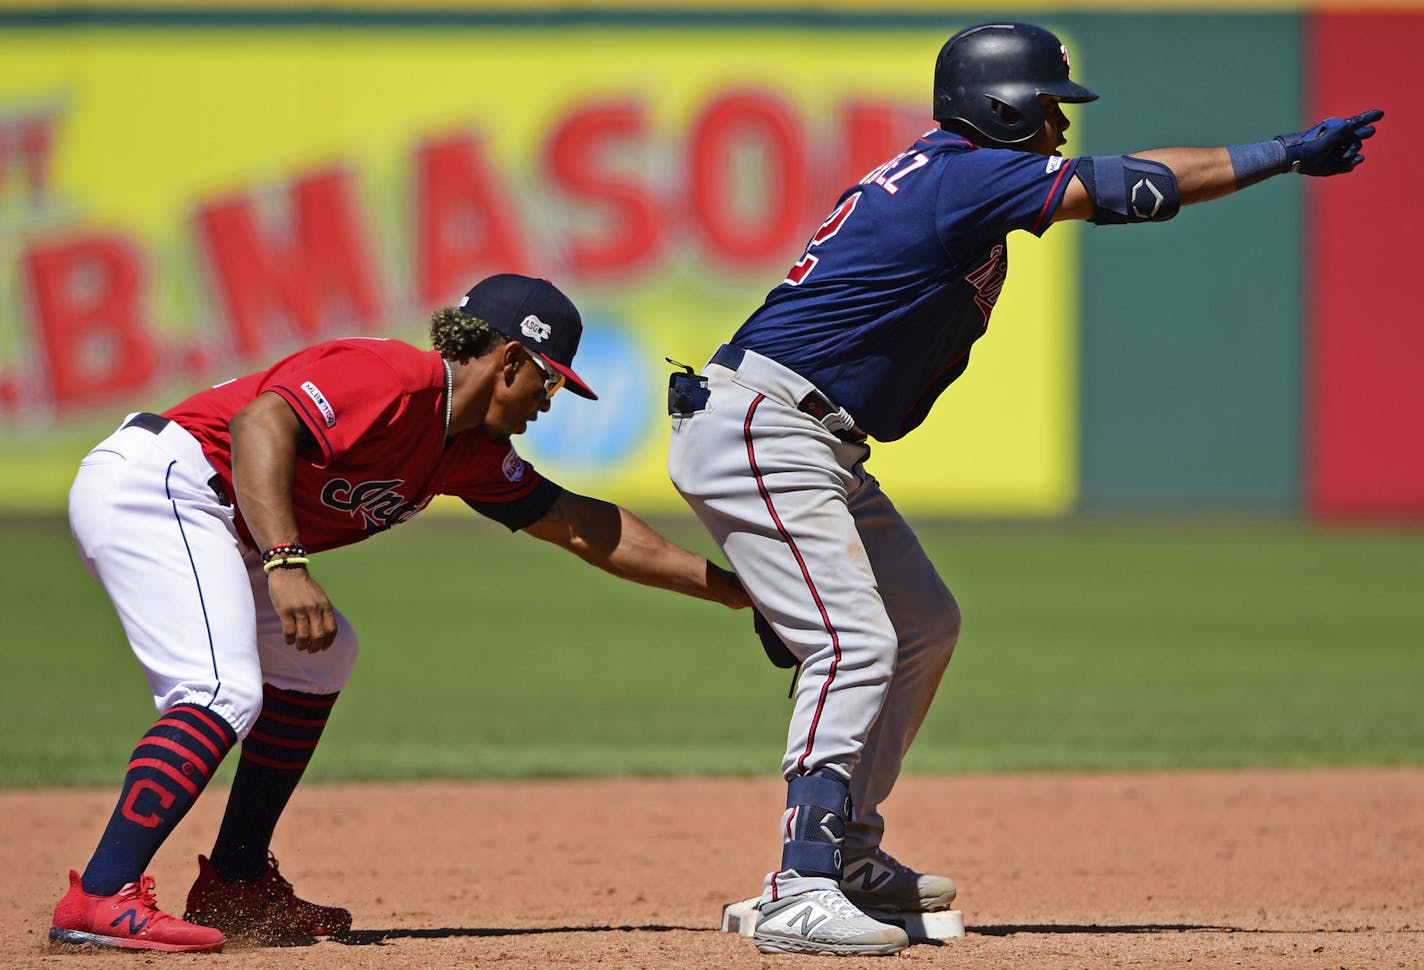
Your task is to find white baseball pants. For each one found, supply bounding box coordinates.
[68,416,359,738]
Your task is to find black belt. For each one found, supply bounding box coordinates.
[123,413,232,507]
[709,345,867,444]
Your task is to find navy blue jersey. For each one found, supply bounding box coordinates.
[730,129,1080,442]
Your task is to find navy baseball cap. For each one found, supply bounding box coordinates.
[459,274,597,400]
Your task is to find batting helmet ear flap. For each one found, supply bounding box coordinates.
[987,98,1023,129]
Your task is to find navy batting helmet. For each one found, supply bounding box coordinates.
[932,22,1098,145]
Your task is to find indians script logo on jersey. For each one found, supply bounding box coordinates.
[965,244,1007,324]
[321,478,427,531]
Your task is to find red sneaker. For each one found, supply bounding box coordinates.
[184,853,352,942]
[50,869,224,952]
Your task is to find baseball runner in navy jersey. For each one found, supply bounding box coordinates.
[667,22,1382,956]
[51,273,748,953]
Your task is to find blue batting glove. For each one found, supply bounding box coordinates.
[1276,109,1384,177]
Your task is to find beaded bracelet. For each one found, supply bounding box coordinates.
[263,556,311,574]
[261,541,305,563]
[261,542,310,574]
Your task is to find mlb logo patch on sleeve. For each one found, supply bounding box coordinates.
[302,381,337,427]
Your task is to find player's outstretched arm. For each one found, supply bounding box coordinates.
[1056,109,1383,223]
[522,491,750,610]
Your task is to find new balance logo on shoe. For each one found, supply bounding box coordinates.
[49,870,224,953]
[785,906,829,937]
[754,888,910,956]
[840,852,958,913]
[843,859,893,892]
[111,909,151,934]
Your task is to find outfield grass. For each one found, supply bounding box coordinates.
[2,514,1419,787]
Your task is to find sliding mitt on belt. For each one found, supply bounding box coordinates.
[753,608,799,669]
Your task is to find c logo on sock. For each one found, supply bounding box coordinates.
[120,779,176,828]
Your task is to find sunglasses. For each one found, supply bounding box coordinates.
[517,344,567,398]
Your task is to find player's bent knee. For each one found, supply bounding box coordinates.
[921,582,961,652]
[257,613,362,697]
[865,632,902,676]
[941,592,963,646]
[323,618,360,689]
[165,679,264,740]
[918,591,961,673]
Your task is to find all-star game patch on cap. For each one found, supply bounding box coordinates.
[459,274,598,399]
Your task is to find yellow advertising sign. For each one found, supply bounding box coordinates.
[0,25,1077,514]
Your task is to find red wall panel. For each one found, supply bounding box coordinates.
[1307,13,1424,520]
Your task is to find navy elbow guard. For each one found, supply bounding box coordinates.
[1076,155,1181,225]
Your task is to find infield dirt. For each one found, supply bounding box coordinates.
[5,768,1421,969]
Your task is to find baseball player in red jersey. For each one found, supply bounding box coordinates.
[51,273,749,953]
[668,21,1381,957]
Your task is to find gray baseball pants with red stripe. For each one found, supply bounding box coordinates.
[668,349,960,903]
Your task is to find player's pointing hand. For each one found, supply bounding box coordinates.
[1277,108,1384,176]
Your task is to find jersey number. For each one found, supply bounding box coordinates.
[784,193,861,287]
[863,150,929,195]
[783,150,929,286]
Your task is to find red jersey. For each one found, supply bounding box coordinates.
[165,338,556,552]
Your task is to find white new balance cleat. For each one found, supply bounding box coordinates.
[753,888,909,956]
[841,849,957,913]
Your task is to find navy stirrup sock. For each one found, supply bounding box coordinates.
[82,703,237,896]
[209,685,338,882]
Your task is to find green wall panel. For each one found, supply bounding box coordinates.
[1066,14,1303,510]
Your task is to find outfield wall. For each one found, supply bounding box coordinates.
[0,4,1418,519]
[1306,12,1424,521]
